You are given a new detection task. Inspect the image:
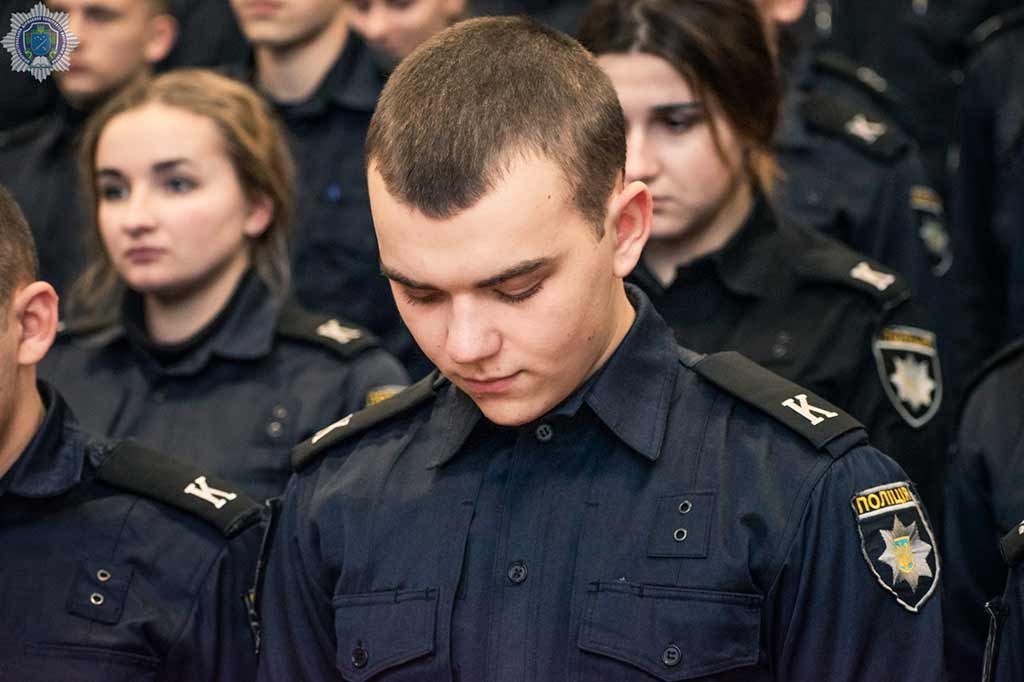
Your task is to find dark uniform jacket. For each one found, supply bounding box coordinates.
[948,9,1024,387]
[256,287,944,681]
[945,337,1024,680]
[988,518,1024,682]
[40,272,408,500]
[228,34,426,375]
[0,100,89,298]
[630,195,946,524]
[0,383,264,681]
[774,49,951,343]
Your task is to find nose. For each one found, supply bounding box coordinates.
[359,7,391,42]
[445,296,501,366]
[65,10,87,50]
[120,188,157,237]
[624,127,660,184]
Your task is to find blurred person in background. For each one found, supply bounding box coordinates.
[0,183,265,681]
[41,70,407,501]
[347,0,467,69]
[229,0,429,376]
[581,0,947,524]
[0,0,178,300]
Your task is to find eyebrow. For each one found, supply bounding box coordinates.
[95,159,194,179]
[381,257,552,290]
[651,102,702,115]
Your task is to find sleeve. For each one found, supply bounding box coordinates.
[342,348,411,414]
[255,472,340,681]
[770,445,944,681]
[158,525,263,682]
[845,299,948,532]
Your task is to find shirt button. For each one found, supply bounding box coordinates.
[351,644,369,669]
[662,644,682,667]
[507,561,528,585]
[535,423,554,442]
[266,421,284,438]
[272,404,288,419]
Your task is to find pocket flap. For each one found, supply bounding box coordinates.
[332,588,437,681]
[579,582,761,680]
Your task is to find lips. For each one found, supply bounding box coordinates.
[124,246,164,264]
[459,372,520,395]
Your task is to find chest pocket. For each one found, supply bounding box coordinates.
[577,582,762,681]
[333,588,438,681]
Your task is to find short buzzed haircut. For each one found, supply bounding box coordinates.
[0,185,38,315]
[365,16,626,233]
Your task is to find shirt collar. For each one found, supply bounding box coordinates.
[1,382,87,498]
[634,191,781,300]
[271,32,383,119]
[426,284,680,467]
[118,271,279,375]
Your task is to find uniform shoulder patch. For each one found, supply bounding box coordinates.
[95,441,263,537]
[800,87,910,162]
[968,7,1024,52]
[291,371,443,470]
[275,303,379,359]
[786,225,911,307]
[1000,519,1024,566]
[851,481,939,612]
[691,351,864,453]
[873,326,942,428]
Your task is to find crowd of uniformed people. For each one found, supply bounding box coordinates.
[0,0,1021,679]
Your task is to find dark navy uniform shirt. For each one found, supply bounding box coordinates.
[947,9,1024,386]
[945,337,1024,679]
[0,100,89,299]
[774,49,951,336]
[40,272,408,500]
[630,194,947,526]
[256,287,944,681]
[230,33,428,376]
[0,383,264,681]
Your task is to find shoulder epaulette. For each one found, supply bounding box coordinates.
[275,303,380,359]
[786,225,912,309]
[962,336,1024,405]
[800,88,910,162]
[291,371,443,470]
[691,351,864,453]
[969,8,1024,52]
[95,441,263,537]
[1000,518,1024,566]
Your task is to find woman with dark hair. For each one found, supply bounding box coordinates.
[580,0,947,523]
[41,69,408,500]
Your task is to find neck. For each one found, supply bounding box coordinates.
[643,178,753,287]
[254,16,350,104]
[0,373,45,482]
[143,254,249,345]
[585,283,637,383]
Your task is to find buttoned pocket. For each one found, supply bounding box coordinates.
[332,588,438,681]
[577,582,762,681]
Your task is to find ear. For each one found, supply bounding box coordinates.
[762,0,808,25]
[243,193,275,238]
[143,13,179,64]
[605,178,652,279]
[13,282,59,367]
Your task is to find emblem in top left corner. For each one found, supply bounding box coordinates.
[2,2,80,82]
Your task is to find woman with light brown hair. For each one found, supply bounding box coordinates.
[42,69,407,500]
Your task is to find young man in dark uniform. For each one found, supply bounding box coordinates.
[256,17,944,680]
[229,0,427,374]
[0,186,265,680]
[944,337,1024,679]
[0,0,178,299]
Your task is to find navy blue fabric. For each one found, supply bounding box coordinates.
[0,384,262,681]
[257,288,944,681]
[40,273,408,500]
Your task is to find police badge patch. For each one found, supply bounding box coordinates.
[851,481,939,613]
[2,2,79,82]
[873,325,942,428]
[910,185,952,276]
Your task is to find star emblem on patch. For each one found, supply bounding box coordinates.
[873,326,942,428]
[877,515,933,592]
[851,481,939,613]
